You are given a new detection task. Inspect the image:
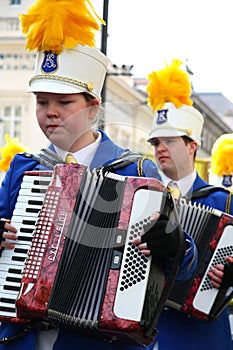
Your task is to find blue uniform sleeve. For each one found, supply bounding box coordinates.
[0,154,39,219]
[141,159,162,181]
[0,158,17,219]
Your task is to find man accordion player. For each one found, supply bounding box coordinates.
[144,59,233,350]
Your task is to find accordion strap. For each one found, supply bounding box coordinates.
[101,150,147,176]
[210,288,233,320]
[190,185,230,199]
[0,321,53,344]
[189,185,232,214]
[28,149,146,176]
[26,149,64,169]
[144,201,186,337]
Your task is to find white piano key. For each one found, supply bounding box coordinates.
[19,177,48,184]
[2,285,21,294]
[0,311,16,317]
[14,215,39,223]
[15,198,44,208]
[0,298,16,310]
[17,231,35,237]
[0,295,16,304]
[4,242,32,248]
[20,181,49,190]
[1,278,21,287]
[1,245,30,259]
[12,220,37,228]
[1,252,29,261]
[0,256,27,266]
[9,243,32,251]
[18,188,47,197]
[21,174,52,184]
[0,274,22,286]
[0,292,18,316]
[0,285,20,296]
[0,303,17,318]
[0,171,51,320]
[20,179,49,188]
[13,209,42,217]
[0,312,16,317]
[7,222,36,231]
[0,269,22,279]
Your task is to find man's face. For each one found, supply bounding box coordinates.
[151,136,197,180]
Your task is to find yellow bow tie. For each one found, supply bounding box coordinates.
[65,153,78,164]
[167,184,181,200]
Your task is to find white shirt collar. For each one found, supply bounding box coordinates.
[54,131,101,166]
[161,170,196,196]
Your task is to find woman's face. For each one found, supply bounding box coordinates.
[36,92,99,151]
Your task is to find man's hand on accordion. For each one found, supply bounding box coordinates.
[132,212,185,259]
[0,218,17,249]
[208,256,233,289]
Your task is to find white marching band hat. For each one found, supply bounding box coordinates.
[209,133,233,189]
[28,44,108,99]
[19,0,108,100]
[148,102,204,145]
[146,59,204,145]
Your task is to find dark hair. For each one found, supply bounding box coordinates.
[82,92,94,103]
[181,136,197,160]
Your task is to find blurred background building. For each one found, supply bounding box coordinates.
[1,0,233,182]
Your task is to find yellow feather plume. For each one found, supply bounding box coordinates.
[0,134,29,172]
[146,59,193,112]
[211,133,233,176]
[18,0,105,54]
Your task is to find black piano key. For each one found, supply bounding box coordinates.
[14,248,28,254]
[25,208,41,213]
[28,199,44,206]
[0,297,15,304]
[12,256,27,262]
[8,268,22,274]
[4,285,20,292]
[33,180,51,186]
[17,236,32,242]
[6,276,21,283]
[22,220,36,226]
[0,306,16,313]
[20,228,34,233]
[32,188,47,194]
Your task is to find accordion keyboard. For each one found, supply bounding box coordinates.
[0,171,52,318]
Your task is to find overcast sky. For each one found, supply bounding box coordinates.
[92,0,233,102]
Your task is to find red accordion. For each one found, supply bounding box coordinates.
[0,164,183,346]
[166,198,233,320]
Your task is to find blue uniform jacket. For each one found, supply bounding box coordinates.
[0,131,197,350]
[157,172,233,350]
